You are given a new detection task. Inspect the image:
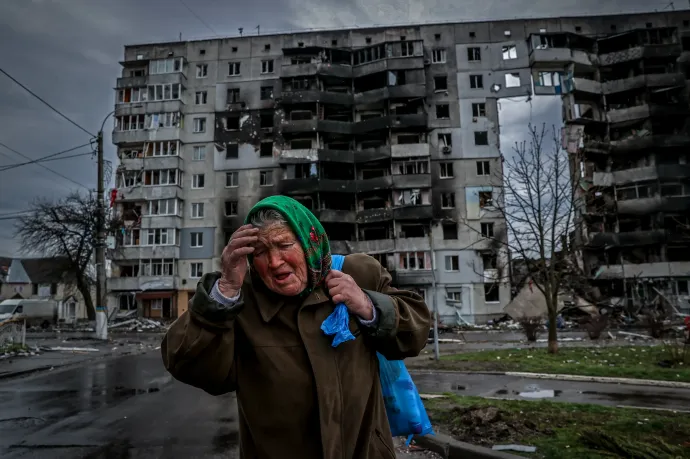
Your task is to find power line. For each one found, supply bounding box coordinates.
[179,0,219,37]
[0,67,96,138]
[0,143,94,172]
[0,141,90,189]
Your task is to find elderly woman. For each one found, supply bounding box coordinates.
[162,195,431,459]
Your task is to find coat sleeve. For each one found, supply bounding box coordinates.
[343,254,431,360]
[161,272,243,396]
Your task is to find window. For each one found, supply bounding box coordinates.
[261,60,274,74]
[476,160,490,175]
[260,170,273,186]
[232,46,238,52]
[444,255,460,271]
[467,47,481,61]
[441,192,455,208]
[228,62,241,76]
[432,49,447,63]
[474,131,489,146]
[192,174,205,189]
[446,290,462,302]
[472,103,486,117]
[440,162,454,178]
[195,91,207,105]
[115,114,145,131]
[225,201,238,216]
[537,71,561,87]
[443,223,457,240]
[149,58,183,75]
[260,113,274,128]
[147,83,181,101]
[196,64,208,78]
[199,49,206,55]
[260,142,273,157]
[193,117,206,133]
[291,139,312,149]
[505,73,521,87]
[398,252,429,270]
[260,86,274,100]
[145,141,178,157]
[484,283,500,302]
[190,263,203,278]
[143,169,178,186]
[470,74,484,89]
[481,222,494,238]
[434,33,441,40]
[226,143,239,159]
[264,43,271,51]
[438,133,452,147]
[148,199,178,216]
[193,145,206,161]
[225,171,239,187]
[401,41,414,56]
[146,229,173,246]
[482,253,498,270]
[479,191,494,208]
[436,104,450,119]
[145,112,181,129]
[227,88,240,104]
[190,232,203,248]
[366,37,372,44]
[332,39,338,46]
[117,87,148,104]
[502,45,517,60]
[434,76,448,91]
[191,202,204,218]
[141,258,175,276]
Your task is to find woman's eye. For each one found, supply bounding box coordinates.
[280,243,293,249]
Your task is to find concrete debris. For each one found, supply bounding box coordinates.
[419,394,447,400]
[618,331,652,340]
[48,346,99,352]
[492,444,537,453]
[107,318,168,332]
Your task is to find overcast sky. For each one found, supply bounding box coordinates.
[0,0,679,257]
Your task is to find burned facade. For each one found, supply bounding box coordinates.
[107,11,690,323]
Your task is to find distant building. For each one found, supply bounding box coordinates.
[0,257,91,324]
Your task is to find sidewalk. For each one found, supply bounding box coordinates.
[0,335,162,380]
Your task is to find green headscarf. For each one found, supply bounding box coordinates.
[245,195,332,297]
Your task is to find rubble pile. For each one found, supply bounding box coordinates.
[108,317,168,332]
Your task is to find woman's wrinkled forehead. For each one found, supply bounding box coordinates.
[254,223,297,248]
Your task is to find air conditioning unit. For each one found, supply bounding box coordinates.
[442,146,452,154]
[423,59,431,65]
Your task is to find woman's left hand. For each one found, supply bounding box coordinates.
[325,270,374,320]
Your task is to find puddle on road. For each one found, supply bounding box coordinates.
[519,390,556,399]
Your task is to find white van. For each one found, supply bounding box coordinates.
[0,299,57,328]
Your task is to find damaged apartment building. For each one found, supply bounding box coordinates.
[107,10,690,323]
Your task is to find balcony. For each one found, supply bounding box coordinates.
[280,119,318,133]
[144,100,185,115]
[567,77,601,95]
[607,103,689,124]
[353,113,427,134]
[281,63,353,79]
[318,120,353,134]
[591,261,690,280]
[354,146,391,163]
[395,270,434,285]
[318,149,355,163]
[354,84,427,105]
[280,90,353,106]
[107,275,178,291]
[617,196,690,216]
[112,128,182,145]
[391,174,431,189]
[314,209,356,223]
[599,44,682,66]
[139,215,183,229]
[357,175,393,192]
[117,186,183,201]
[329,239,395,255]
[356,208,393,224]
[595,165,690,186]
[277,148,319,164]
[586,230,666,249]
[111,246,180,260]
[147,72,187,86]
[279,178,320,194]
[602,72,686,95]
[121,155,183,171]
[116,76,147,89]
[353,57,425,78]
[319,179,357,193]
[391,143,430,158]
[529,48,596,68]
[610,134,690,153]
[392,205,433,220]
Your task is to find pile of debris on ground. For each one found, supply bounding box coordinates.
[108,311,169,332]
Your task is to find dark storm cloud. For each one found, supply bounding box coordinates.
[0,0,677,256]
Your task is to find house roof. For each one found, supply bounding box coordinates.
[6,257,73,284]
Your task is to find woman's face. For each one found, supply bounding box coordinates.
[252,223,308,296]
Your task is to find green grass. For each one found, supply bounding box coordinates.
[0,343,28,354]
[435,346,690,382]
[425,395,690,458]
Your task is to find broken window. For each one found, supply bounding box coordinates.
[505,73,521,88]
[398,189,422,205]
[438,133,452,147]
[224,201,238,216]
[395,158,429,175]
[193,117,206,133]
[399,252,429,270]
[227,88,240,104]
[225,116,240,130]
[195,91,207,105]
[474,131,489,146]
[145,141,178,157]
[260,142,273,157]
[225,171,239,187]
[196,64,208,78]
[432,49,447,63]
[436,104,450,119]
[400,224,425,238]
[225,143,239,159]
[140,259,175,277]
[261,60,274,74]
[440,162,454,178]
[482,253,498,269]
[479,191,494,208]
[192,174,205,189]
[443,223,458,240]
[148,199,178,216]
[145,112,181,129]
[434,76,448,91]
[537,71,561,87]
[144,169,178,186]
[397,134,420,144]
[260,113,274,128]
[444,255,460,271]
[260,86,274,100]
[470,74,483,89]
[441,192,455,208]
[502,45,518,60]
[467,47,481,61]
[469,103,485,118]
[484,283,500,302]
[228,62,241,76]
[291,110,313,121]
[481,222,494,238]
[290,139,312,149]
[260,170,273,186]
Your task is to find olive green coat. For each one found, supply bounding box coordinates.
[161,253,431,459]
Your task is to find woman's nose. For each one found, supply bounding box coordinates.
[268,249,283,267]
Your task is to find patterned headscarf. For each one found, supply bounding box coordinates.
[245,195,331,297]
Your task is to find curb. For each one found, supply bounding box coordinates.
[414,433,523,459]
[408,370,690,389]
[0,365,56,381]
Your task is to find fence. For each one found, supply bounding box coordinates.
[0,318,26,347]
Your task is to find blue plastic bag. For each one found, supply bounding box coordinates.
[321,255,434,443]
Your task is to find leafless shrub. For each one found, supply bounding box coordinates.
[583,314,608,340]
[642,309,668,339]
[518,316,543,342]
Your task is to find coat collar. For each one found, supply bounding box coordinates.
[249,271,329,323]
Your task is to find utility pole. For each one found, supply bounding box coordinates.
[428,224,440,361]
[95,130,107,340]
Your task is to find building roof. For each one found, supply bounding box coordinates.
[5,257,73,284]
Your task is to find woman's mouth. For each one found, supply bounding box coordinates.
[274,272,291,282]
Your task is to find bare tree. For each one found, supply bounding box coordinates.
[14,192,119,321]
[461,123,583,354]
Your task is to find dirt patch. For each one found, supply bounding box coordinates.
[440,405,547,447]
